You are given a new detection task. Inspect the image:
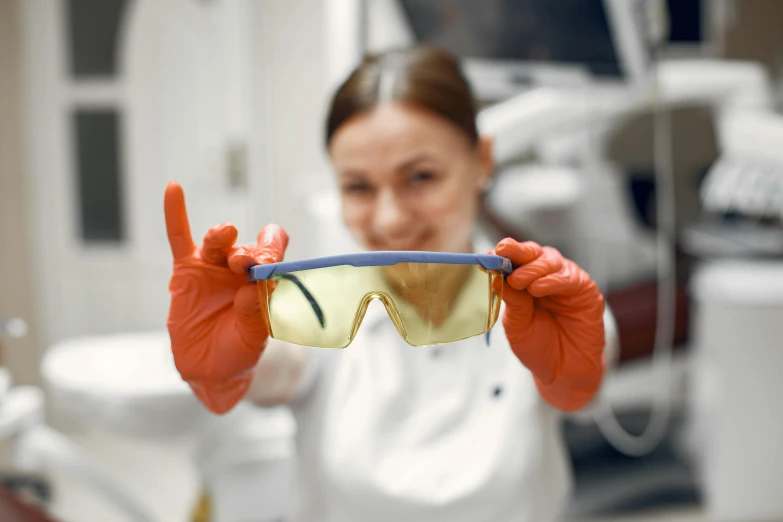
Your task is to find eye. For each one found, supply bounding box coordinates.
[341,181,372,194]
[409,171,436,184]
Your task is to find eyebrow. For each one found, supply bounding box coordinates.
[397,153,435,171]
[338,153,437,179]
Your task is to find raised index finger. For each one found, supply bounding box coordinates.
[164,181,196,260]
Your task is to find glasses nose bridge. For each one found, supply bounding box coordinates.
[350,291,407,341]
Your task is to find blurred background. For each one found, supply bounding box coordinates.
[1,0,783,521]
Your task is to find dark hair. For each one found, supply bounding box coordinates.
[325,45,479,148]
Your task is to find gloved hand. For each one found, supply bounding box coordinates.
[495,238,606,412]
[164,181,288,414]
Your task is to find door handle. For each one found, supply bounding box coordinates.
[226,141,248,190]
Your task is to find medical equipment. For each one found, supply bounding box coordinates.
[370,0,653,98]
[479,64,776,459]
[680,95,783,520]
[684,109,783,259]
[446,6,779,461]
[249,252,512,348]
[0,319,159,522]
[700,110,783,222]
[41,331,297,522]
[42,332,206,440]
[689,260,783,521]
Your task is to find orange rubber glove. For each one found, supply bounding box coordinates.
[495,238,606,412]
[164,181,288,414]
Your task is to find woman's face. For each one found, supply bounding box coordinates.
[328,102,493,253]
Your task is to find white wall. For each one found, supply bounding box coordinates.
[246,0,336,261]
[365,0,413,53]
[0,0,40,386]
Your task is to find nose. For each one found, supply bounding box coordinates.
[373,189,411,239]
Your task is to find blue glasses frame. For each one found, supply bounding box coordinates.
[248,251,514,281]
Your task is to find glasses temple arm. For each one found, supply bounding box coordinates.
[272,274,326,328]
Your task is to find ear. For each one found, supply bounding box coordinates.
[477,135,495,190]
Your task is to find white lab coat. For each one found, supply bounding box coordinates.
[280,239,618,521]
[288,299,575,522]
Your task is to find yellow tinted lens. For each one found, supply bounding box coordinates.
[385,263,502,346]
[257,263,504,348]
[258,265,365,348]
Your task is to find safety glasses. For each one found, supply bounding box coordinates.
[249,252,513,348]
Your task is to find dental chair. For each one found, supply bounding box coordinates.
[0,318,158,522]
[476,57,779,518]
[682,107,783,521]
[40,330,297,522]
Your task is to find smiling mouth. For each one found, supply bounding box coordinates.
[378,232,431,251]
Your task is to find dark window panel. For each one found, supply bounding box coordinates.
[72,109,125,243]
[65,0,129,77]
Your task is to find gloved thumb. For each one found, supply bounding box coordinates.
[233,284,269,351]
[232,224,287,350]
[501,283,535,338]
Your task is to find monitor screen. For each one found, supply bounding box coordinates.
[666,0,703,44]
[398,0,625,78]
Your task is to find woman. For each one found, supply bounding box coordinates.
[165,45,607,522]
